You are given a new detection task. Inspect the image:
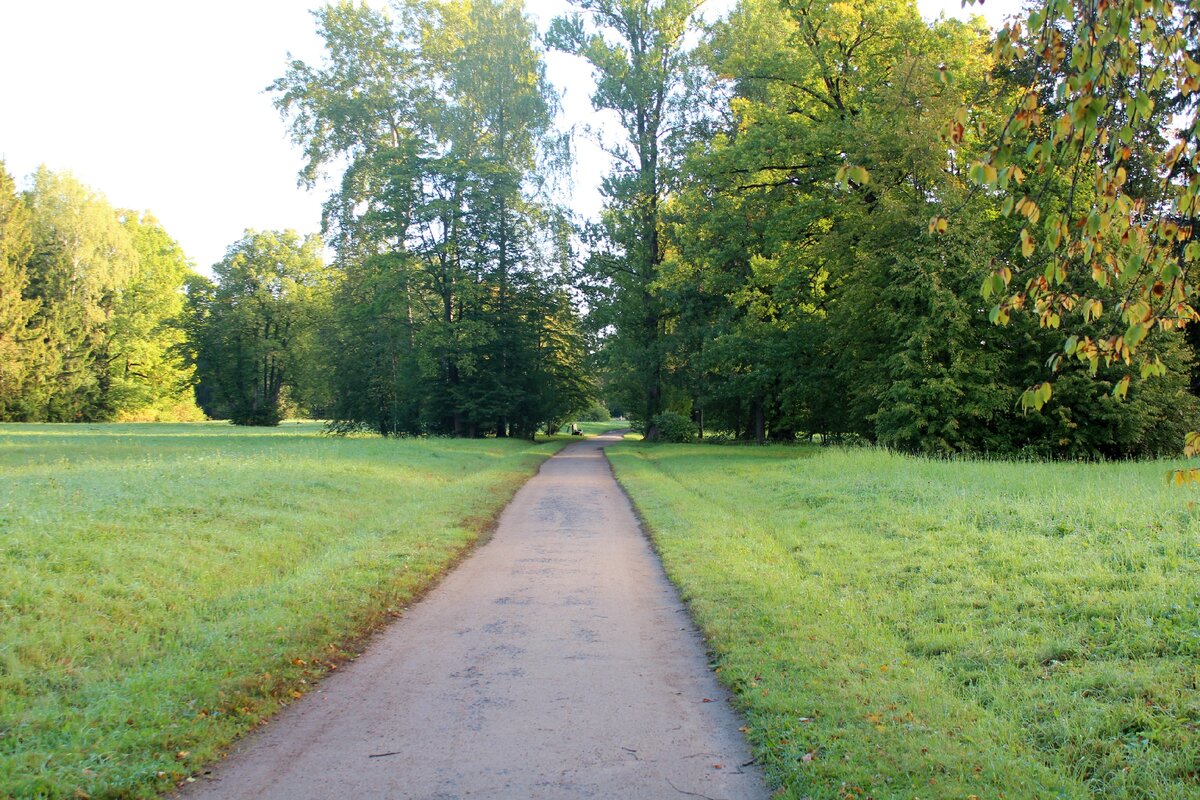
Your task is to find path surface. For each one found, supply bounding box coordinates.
[183,432,764,799]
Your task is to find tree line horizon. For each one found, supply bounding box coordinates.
[1,0,1197,458]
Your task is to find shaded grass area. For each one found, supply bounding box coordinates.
[609,444,1200,799]
[0,422,562,799]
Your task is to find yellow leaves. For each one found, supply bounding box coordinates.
[969,162,998,186]
[1185,431,1200,458]
[1123,322,1148,351]
[1015,196,1040,224]
[1081,298,1103,323]
[1020,228,1036,258]
[1112,374,1131,400]
[835,164,870,189]
[1122,299,1153,325]
[1045,225,1063,252]
[928,216,948,235]
[1162,142,1186,170]
[1157,219,1183,242]
[944,119,966,145]
[1014,92,1043,129]
[1140,356,1167,380]
[1170,467,1200,486]
[943,106,968,144]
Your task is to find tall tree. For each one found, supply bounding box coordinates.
[107,213,203,421]
[274,0,589,437]
[428,0,560,436]
[271,1,427,434]
[548,0,699,439]
[642,0,1197,456]
[188,230,331,426]
[0,162,41,420]
[23,167,137,421]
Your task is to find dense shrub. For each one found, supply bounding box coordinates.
[577,401,612,422]
[652,411,695,443]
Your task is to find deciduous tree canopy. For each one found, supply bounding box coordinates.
[271,0,592,436]
[3,0,1195,455]
[0,165,200,422]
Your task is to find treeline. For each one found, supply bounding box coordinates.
[6,0,1194,458]
[1,0,596,436]
[558,0,1199,458]
[0,164,200,422]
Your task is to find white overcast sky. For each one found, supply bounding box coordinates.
[0,0,1019,272]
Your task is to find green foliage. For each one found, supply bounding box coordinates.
[575,400,611,422]
[108,213,204,421]
[2,167,200,422]
[548,0,700,441]
[645,0,1198,457]
[650,410,694,443]
[23,167,137,420]
[0,162,40,420]
[611,442,1200,799]
[953,2,1199,411]
[187,230,331,426]
[274,0,591,438]
[0,422,564,799]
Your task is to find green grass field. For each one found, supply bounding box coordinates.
[609,444,1200,799]
[0,422,562,799]
[573,420,629,436]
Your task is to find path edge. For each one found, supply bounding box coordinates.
[175,440,566,794]
[597,438,768,788]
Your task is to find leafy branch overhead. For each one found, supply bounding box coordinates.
[938,1,1199,424]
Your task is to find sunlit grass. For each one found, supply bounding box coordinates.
[574,420,628,436]
[609,443,1200,799]
[0,422,563,799]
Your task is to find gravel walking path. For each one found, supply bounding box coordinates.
[182,432,764,799]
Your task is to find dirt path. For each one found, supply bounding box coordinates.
[183,432,764,799]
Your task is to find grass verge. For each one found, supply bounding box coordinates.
[0,422,563,799]
[608,443,1200,799]
[574,421,629,436]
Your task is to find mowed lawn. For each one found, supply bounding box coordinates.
[575,420,629,436]
[0,422,561,799]
[609,444,1200,799]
